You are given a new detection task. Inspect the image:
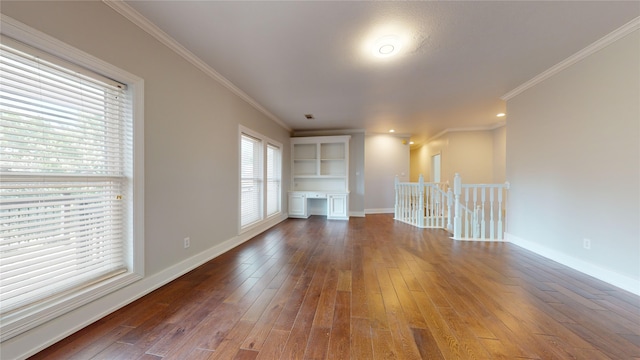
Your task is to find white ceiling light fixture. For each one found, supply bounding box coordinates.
[497,113,506,117]
[374,35,401,57]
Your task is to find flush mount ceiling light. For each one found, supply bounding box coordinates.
[374,35,401,57]
[497,113,506,117]
[389,129,395,133]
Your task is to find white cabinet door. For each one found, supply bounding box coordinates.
[288,193,308,218]
[327,194,348,220]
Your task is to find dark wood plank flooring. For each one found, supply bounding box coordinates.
[30,215,640,359]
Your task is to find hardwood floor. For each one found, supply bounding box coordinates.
[30,215,640,359]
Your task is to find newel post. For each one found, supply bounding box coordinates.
[453,173,462,239]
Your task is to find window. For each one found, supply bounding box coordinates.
[239,126,282,231]
[0,23,143,341]
[266,144,281,217]
[240,133,262,227]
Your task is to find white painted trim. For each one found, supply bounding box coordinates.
[349,211,366,217]
[426,121,506,143]
[102,0,291,132]
[506,233,640,296]
[0,15,145,343]
[451,237,507,243]
[0,15,143,86]
[4,214,288,360]
[293,129,366,137]
[501,16,640,101]
[365,208,395,214]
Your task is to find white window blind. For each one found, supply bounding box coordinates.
[266,144,281,217]
[0,40,130,317]
[240,133,262,227]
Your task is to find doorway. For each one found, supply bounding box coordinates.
[431,153,441,183]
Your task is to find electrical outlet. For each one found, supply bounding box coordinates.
[184,237,190,249]
[583,238,591,250]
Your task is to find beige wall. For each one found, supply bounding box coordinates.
[506,29,639,291]
[365,134,410,212]
[1,1,291,357]
[447,131,494,184]
[411,128,504,185]
[410,144,429,182]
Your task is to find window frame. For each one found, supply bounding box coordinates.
[238,125,282,233]
[266,143,282,217]
[0,15,144,341]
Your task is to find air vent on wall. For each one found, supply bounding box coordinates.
[304,114,314,120]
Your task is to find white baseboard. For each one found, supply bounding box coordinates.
[349,211,365,217]
[365,208,394,214]
[506,232,640,296]
[452,237,508,242]
[4,214,288,360]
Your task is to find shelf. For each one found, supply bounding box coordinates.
[291,135,350,193]
[293,143,316,160]
[320,142,345,159]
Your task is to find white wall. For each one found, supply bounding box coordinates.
[506,29,640,293]
[1,2,291,358]
[365,134,410,213]
[492,126,507,183]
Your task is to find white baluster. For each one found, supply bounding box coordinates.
[418,180,424,227]
[417,185,421,226]
[453,173,462,239]
[394,176,399,220]
[415,185,420,226]
[498,186,504,240]
[490,187,495,240]
[400,184,405,221]
[408,185,413,224]
[447,188,453,232]
[464,186,470,239]
[430,186,435,227]
[474,205,481,238]
[481,187,486,240]
[436,188,444,228]
[412,185,420,226]
[405,185,410,223]
[405,185,410,222]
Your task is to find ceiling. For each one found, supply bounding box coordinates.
[122,1,639,145]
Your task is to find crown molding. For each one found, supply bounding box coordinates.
[426,121,505,143]
[502,16,640,101]
[292,129,366,137]
[102,0,291,131]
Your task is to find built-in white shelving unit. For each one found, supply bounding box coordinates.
[289,135,350,220]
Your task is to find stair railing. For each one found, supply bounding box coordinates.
[453,173,510,240]
[395,175,450,228]
[395,173,509,241]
